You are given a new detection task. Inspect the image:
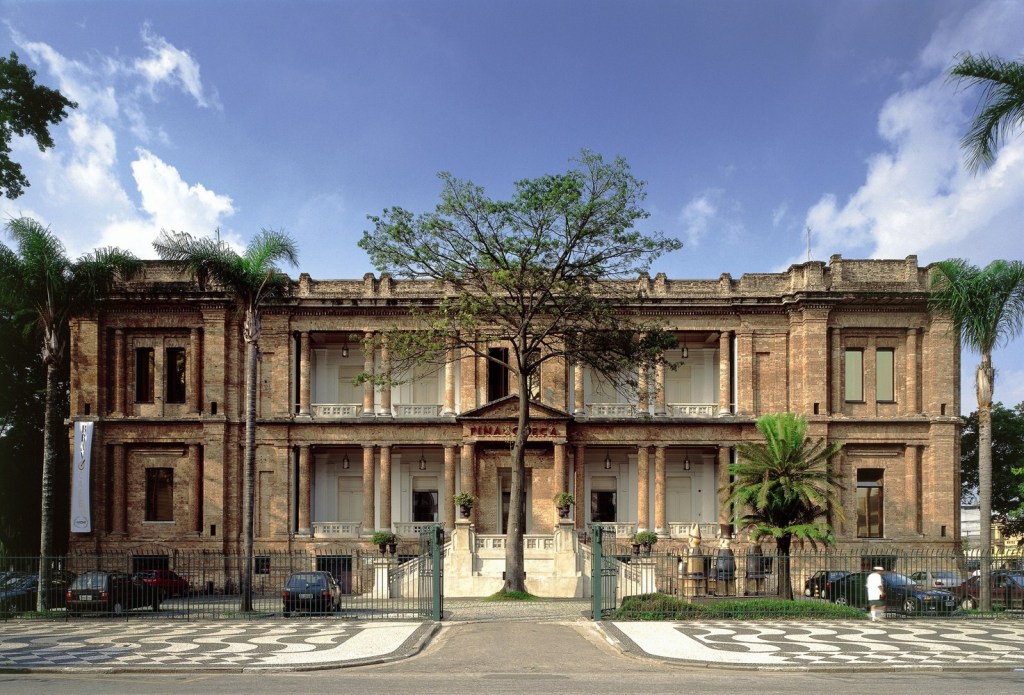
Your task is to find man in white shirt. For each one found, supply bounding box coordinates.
[866,566,885,622]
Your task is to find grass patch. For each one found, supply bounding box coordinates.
[484,589,541,601]
[613,593,867,620]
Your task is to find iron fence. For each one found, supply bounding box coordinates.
[1,528,444,622]
[591,538,1024,620]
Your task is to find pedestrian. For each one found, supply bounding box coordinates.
[866,566,885,622]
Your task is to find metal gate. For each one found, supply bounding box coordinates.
[590,523,618,619]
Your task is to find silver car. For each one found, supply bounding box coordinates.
[909,570,963,589]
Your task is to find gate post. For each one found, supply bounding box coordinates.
[432,525,443,621]
[591,523,603,621]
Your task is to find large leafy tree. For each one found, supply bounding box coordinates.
[0,52,77,199]
[725,412,843,600]
[0,217,140,609]
[360,151,682,593]
[961,402,1024,539]
[931,259,1024,610]
[949,52,1024,173]
[153,229,298,611]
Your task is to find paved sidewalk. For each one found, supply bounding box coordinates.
[2,611,1024,672]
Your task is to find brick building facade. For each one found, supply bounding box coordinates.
[66,254,961,586]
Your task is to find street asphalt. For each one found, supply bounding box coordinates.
[2,599,1023,673]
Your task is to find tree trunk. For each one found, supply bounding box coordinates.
[36,359,58,612]
[977,356,994,611]
[776,534,793,601]
[503,389,531,593]
[239,336,258,612]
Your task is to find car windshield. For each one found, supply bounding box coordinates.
[72,573,110,589]
[1005,573,1024,589]
[286,573,325,589]
[2,575,33,589]
[885,573,916,587]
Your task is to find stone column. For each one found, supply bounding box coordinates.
[654,360,667,416]
[718,446,732,533]
[637,445,650,531]
[444,445,457,530]
[190,328,202,414]
[735,330,755,416]
[573,363,585,415]
[574,444,586,529]
[830,327,843,415]
[905,444,920,534]
[637,363,649,416]
[299,331,311,416]
[654,445,666,535]
[298,445,312,535]
[361,445,375,534]
[718,331,731,415]
[443,341,456,415]
[111,443,126,535]
[380,444,392,529]
[554,440,567,492]
[460,441,476,525]
[191,444,203,535]
[362,332,375,416]
[379,337,392,416]
[113,329,125,415]
[906,327,919,414]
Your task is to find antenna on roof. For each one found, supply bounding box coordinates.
[806,226,812,262]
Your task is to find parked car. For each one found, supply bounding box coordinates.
[803,570,850,597]
[66,571,161,614]
[0,570,76,613]
[134,569,190,597]
[828,571,957,615]
[909,570,963,590]
[281,571,341,616]
[957,570,1024,610]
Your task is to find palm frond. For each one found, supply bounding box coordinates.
[949,52,1024,173]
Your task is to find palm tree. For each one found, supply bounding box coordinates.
[0,217,140,610]
[725,412,843,600]
[930,259,1024,611]
[153,229,297,611]
[948,52,1024,173]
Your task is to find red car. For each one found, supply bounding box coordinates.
[134,570,190,598]
[958,570,1024,610]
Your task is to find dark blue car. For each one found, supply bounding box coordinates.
[828,571,957,615]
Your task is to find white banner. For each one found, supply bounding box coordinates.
[70,421,93,533]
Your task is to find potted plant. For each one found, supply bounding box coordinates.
[633,530,659,557]
[371,529,397,555]
[553,491,575,518]
[453,492,476,518]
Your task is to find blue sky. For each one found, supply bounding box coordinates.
[2,0,1023,413]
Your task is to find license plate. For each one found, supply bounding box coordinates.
[80,594,92,601]
[299,593,313,599]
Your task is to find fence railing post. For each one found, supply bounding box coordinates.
[432,525,443,621]
[591,523,603,621]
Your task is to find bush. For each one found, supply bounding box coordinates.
[613,593,867,620]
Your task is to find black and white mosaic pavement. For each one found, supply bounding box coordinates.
[0,620,422,670]
[611,620,1024,669]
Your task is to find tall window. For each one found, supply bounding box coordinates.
[856,469,884,538]
[876,348,894,402]
[166,347,187,403]
[487,347,509,401]
[135,347,155,402]
[412,476,438,522]
[844,349,863,402]
[145,468,174,521]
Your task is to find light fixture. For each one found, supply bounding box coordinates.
[683,456,691,471]
[604,450,612,470]
[682,337,688,360]
[418,449,427,471]
[342,453,350,470]
[341,343,349,358]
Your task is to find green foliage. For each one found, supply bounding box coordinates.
[961,402,1024,537]
[726,413,844,550]
[632,530,659,547]
[930,259,1024,361]
[948,52,1024,173]
[485,589,540,601]
[453,492,476,508]
[553,491,575,507]
[613,593,867,620]
[0,52,77,199]
[370,530,397,546]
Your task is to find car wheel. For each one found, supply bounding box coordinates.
[834,595,848,606]
[4,600,17,616]
[903,598,919,614]
[960,596,977,610]
[804,586,812,597]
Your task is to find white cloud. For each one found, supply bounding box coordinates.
[802,0,1024,268]
[133,23,218,110]
[679,194,716,248]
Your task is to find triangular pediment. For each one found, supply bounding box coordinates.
[457,394,571,422]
